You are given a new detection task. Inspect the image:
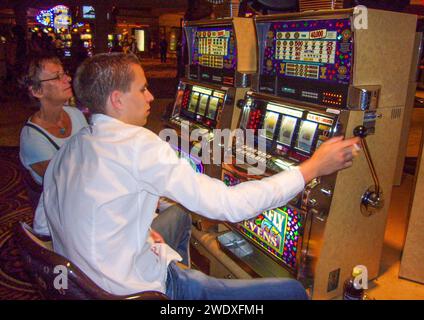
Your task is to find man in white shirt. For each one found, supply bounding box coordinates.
[24,55,191,267]
[39,53,359,299]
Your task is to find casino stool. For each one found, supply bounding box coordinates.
[15,222,169,300]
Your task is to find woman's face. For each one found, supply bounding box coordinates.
[35,61,73,105]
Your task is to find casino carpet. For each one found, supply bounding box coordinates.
[0,146,41,300]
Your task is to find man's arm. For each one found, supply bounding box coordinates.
[136,132,360,224]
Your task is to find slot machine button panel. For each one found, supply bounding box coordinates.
[308,198,317,207]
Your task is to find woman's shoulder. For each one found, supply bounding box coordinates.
[63,105,84,116]
[63,106,87,123]
[64,107,89,134]
[21,114,39,135]
[20,120,50,147]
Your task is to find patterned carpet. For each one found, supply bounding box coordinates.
[0,146,41,299]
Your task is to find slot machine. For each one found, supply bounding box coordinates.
[166,18,257,178]
[63,33,72,58]
[189,8,418,299]
[80,32,93,57]
[399,131,424,285]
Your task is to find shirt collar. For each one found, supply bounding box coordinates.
[91,113,123,126]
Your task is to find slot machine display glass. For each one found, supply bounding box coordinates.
[257,18,353,107]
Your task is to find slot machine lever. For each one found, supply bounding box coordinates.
[353,126,384,216]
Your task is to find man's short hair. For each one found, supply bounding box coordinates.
[73,53,141,114]
[19,54,62,96]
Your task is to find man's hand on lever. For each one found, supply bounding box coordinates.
[299,136,361,184]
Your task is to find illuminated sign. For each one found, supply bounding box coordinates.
[306,113,334,125]
[53,5,72,30]
[267,103,303,118]
[36,10,53,26]
[82,6,95,19]
[241,208,288,251]
[310,29,327,39]
[36,5,71,30]
[192,86,212,95]
[135,30,145,52]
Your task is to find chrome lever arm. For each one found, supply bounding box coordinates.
[353,126,384,216]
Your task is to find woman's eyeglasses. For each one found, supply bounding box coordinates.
[39,71,70,83]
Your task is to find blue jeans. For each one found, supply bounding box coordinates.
[151,204,192,266]
[165,261,309,300]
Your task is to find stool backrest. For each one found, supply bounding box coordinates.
[15,222,169,300]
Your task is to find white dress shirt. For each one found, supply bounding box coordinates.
[36,114,305,295]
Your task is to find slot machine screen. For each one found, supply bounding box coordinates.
[295,120,318,154]
[278,115,297,147]
[198,94,209,116]
[257,102,303,149]
[261,111,279,140]
[189,25,237,85]
[174,82,226,129]
[257,18,353,107]
[223,171,304,271]
[193,26,235,69]
[306,112,334,149]
[293,112,334,155]
[188,92,200,113]
[207,97,219,119]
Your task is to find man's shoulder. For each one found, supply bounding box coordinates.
[92,119,163,147]
[119,125,174,158]
[131,125,164,145]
